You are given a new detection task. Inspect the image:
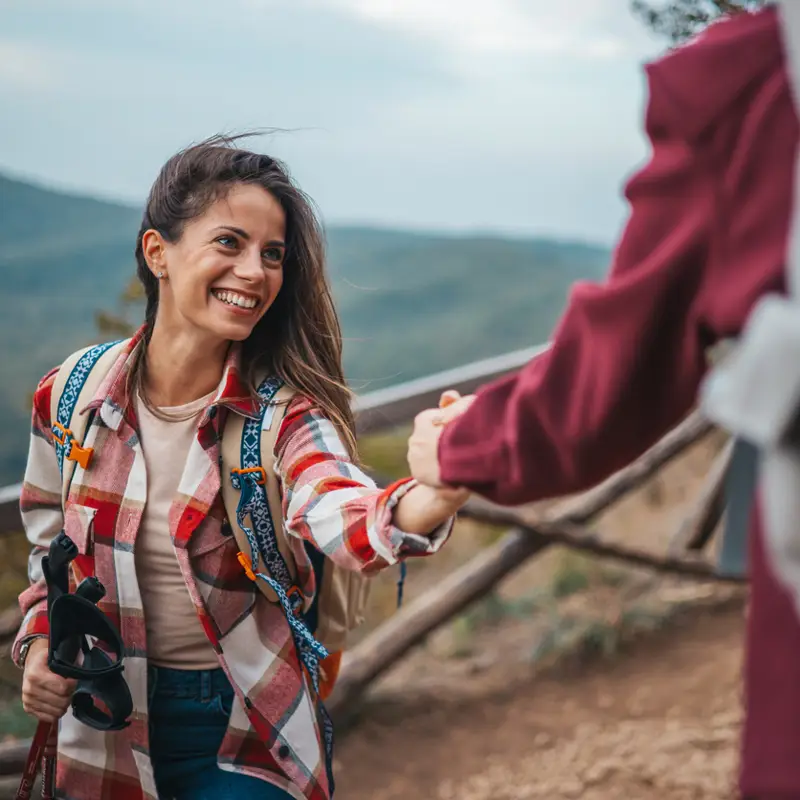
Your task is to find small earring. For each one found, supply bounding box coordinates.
[157,271,164,279]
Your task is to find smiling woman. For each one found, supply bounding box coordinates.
[135,182,290,416]
[12,133,467,800]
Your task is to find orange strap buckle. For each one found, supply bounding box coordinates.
[286,585,303,614]
[66,443,94,470]
[236,552,257,582]
[52,422,72,447]
[53,422,94,469]
[231,466,267,485]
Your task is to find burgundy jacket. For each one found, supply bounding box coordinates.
[439,6,799,796]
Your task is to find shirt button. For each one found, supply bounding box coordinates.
[244,697,253,710]
[278,744,290,760]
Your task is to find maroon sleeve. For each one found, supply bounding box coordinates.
[438,69,719,506]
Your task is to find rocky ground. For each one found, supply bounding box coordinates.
[335,593,745,799]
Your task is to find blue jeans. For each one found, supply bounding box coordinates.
[148,665,293,800]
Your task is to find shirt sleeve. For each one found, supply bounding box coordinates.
[438,66,718,507]
[275,396,453,573]
[12,367,63,666]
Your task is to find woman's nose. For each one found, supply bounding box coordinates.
[234,250,264,282]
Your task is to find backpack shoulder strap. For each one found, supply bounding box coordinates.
[259,384,297,541]
[49,340,128,506]
[221,380,330,693]
[220,381,297,602]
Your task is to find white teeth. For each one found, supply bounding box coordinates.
[212,290,258,309]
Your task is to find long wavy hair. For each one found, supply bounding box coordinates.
[130,133,357,458]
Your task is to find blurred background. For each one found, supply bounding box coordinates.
[0,2,763,798]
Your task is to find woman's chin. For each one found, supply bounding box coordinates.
[210,322,256,343]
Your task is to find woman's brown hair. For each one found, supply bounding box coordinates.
[131,133,357,458]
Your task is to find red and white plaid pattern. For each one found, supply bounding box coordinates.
[14,328,452,799]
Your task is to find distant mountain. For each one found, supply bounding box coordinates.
[0,173,610,485]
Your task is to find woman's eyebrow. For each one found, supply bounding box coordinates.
[213,225,250,239]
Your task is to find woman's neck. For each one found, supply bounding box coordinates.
[143,322,230,408]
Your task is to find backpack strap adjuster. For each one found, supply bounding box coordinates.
[52,422,73,447]
[236,551,257,582]
[52,422,94,470]
[230,466,267,486]
[234,552,303,615]
[286,585,304,615]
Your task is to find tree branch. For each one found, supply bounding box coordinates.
[669,437,733,554]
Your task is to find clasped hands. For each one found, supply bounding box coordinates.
[407,389,475,499]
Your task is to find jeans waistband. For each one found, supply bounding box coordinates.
[148,665,231,702]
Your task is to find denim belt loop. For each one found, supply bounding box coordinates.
[147,665,159,705]
[200,670,212,702]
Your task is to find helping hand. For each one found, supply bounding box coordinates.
[407,390,476,490]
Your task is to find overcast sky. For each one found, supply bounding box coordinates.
[3,0,665,245]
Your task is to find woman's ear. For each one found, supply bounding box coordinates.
[141,229,167,279]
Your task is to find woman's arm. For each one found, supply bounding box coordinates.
[12,367,66,666]
[275,396,459,573]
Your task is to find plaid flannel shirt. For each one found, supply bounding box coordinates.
[13,330,452,799]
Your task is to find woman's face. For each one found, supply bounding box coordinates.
[145,182,286,345]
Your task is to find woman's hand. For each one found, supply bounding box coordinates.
[394,391,474,534]
[21,638,76,724]
[407,390,476,488]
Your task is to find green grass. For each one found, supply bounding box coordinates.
[0,696,36,740]
[550,550,631,599]
[0,532,29,610]
[0,650,33,741]
[448,589,550,659]
[551,564,591,599]
[358,427,412,480]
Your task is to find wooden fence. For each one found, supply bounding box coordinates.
[0,343,742,784]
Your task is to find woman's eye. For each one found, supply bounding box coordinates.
[263,247,284,263]
[215,235,237,249]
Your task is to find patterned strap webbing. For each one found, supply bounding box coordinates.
[53,342,120,478]
[230,376,335,789]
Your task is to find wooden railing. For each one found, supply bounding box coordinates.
[0,342,741,784]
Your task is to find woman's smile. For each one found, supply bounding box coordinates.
[209,288,262,314]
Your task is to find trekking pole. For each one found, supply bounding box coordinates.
[18,706,61,800]
[15,533,77,800]
[15,533,132,800]
[15,721,52,800]
[40,724,58,800]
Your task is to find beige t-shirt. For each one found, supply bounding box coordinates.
[134,391,220,670]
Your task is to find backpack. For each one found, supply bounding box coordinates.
[700,1,800,606]
[49,338,370,700]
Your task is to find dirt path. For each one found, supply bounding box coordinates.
[335,599,746,800]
